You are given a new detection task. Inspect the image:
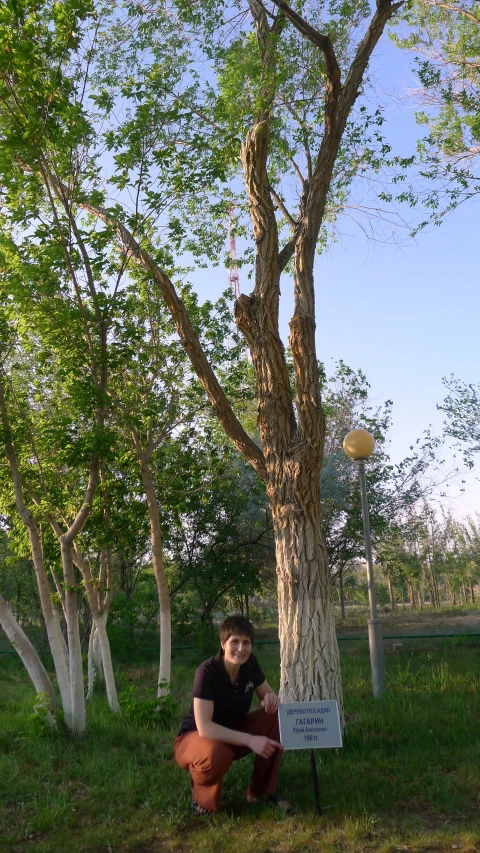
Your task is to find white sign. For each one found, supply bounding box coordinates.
[278,700,343,750]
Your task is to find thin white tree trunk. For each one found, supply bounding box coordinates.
[28,527,72,715]
[87,623,96,701]
[0,381,72,724]
[72,548,119,712]
[92,623,104,683]
[137,451,171,698]
[86,622,105,701]
[60,537,86,734]
[0,589,57,712]
[93,611,119,711]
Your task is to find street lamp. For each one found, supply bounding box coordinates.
[343,429,386,698]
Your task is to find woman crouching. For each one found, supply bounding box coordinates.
[174,615,287,815]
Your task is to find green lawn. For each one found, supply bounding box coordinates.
[1,638,479,853]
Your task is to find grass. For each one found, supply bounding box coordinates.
[1,637,480,853]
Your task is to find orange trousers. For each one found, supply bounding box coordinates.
[174,707,283,812]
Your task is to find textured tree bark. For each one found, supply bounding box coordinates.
[235,93,343,710]
[0,589,57,709]
[273,472,342,710]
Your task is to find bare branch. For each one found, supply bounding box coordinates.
[338,0,404,129]
[269,0,341,84]
[268,184,298,228]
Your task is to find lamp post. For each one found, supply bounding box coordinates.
[343,429,386,698]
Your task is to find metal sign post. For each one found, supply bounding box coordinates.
[310,749,321,814]
[278,700,342,815]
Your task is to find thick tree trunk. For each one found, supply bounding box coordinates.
[469,575,475,604]
[274,484,341,714]
[236,121,343,717]
[0,589,57,710]
[138,453,171,698]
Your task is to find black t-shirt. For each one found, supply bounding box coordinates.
[178,651,266,736]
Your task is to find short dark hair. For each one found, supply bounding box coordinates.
[219,615,254,647]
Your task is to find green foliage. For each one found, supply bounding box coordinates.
[194,621,220,657]
[439,375,480,468]
[321,361,441,581]
[119,680,179,730]
[391,0,480,224]
[27,691,58,737]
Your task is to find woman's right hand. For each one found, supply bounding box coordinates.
[248,735,283,759]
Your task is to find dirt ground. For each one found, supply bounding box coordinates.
[336,605,480,637]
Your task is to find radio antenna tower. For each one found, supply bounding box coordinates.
[227,205,249,360]
[228,204,240,301]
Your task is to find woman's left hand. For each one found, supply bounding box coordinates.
[261,691,279,714]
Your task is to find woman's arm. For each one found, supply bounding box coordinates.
[254,680,279,713]
[194,697,282,758]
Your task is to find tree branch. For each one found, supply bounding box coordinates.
[64,191,267,480]
[338,0,404,128]
[269,0,341,83]
[268,184,298,228]
[425,1,480,25]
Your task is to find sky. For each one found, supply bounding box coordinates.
[189,28,480,522]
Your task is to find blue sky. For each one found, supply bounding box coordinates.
[190,28,479,520]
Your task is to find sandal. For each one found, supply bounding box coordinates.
[247,793,297,814]
[191,796,214,817]
[267,794,297,814]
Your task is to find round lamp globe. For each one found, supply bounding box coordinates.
[343,428,375,460]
